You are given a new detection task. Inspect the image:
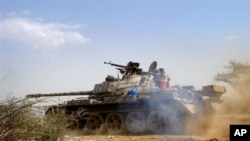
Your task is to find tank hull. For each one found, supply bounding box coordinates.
[45,90,204,134]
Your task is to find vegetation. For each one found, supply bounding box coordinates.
[215,60,250,87]
[0,97,67,141]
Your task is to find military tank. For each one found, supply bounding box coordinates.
[26,61,226,134]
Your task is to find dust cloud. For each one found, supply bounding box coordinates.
[192,83,250,137]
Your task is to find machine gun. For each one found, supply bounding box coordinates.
[104,61,127,68]
[104,61,142,74]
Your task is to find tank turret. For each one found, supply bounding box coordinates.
[26,61,226,135]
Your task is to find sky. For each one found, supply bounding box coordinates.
[0,0,250,100]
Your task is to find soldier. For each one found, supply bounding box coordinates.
[154,68,170,89]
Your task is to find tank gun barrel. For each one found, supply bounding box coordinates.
[26,91,93,98]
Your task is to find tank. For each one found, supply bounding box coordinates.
[26,61,226,134]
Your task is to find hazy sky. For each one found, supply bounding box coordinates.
[0,0,250,100]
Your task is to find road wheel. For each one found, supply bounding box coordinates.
[65,117,79,130]
[125,112,146,134]
[85,113,104,134]
[146,110,171,133]
[105,112,124,134]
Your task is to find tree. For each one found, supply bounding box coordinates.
[215,60,250,87]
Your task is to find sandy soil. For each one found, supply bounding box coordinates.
[59,135,229,141]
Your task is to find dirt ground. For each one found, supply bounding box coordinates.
[59,135,229,141]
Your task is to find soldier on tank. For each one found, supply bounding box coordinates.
[153,68,170,89]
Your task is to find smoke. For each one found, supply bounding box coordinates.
[144,96,191,135]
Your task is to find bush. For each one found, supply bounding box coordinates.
[0,97,67,141]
